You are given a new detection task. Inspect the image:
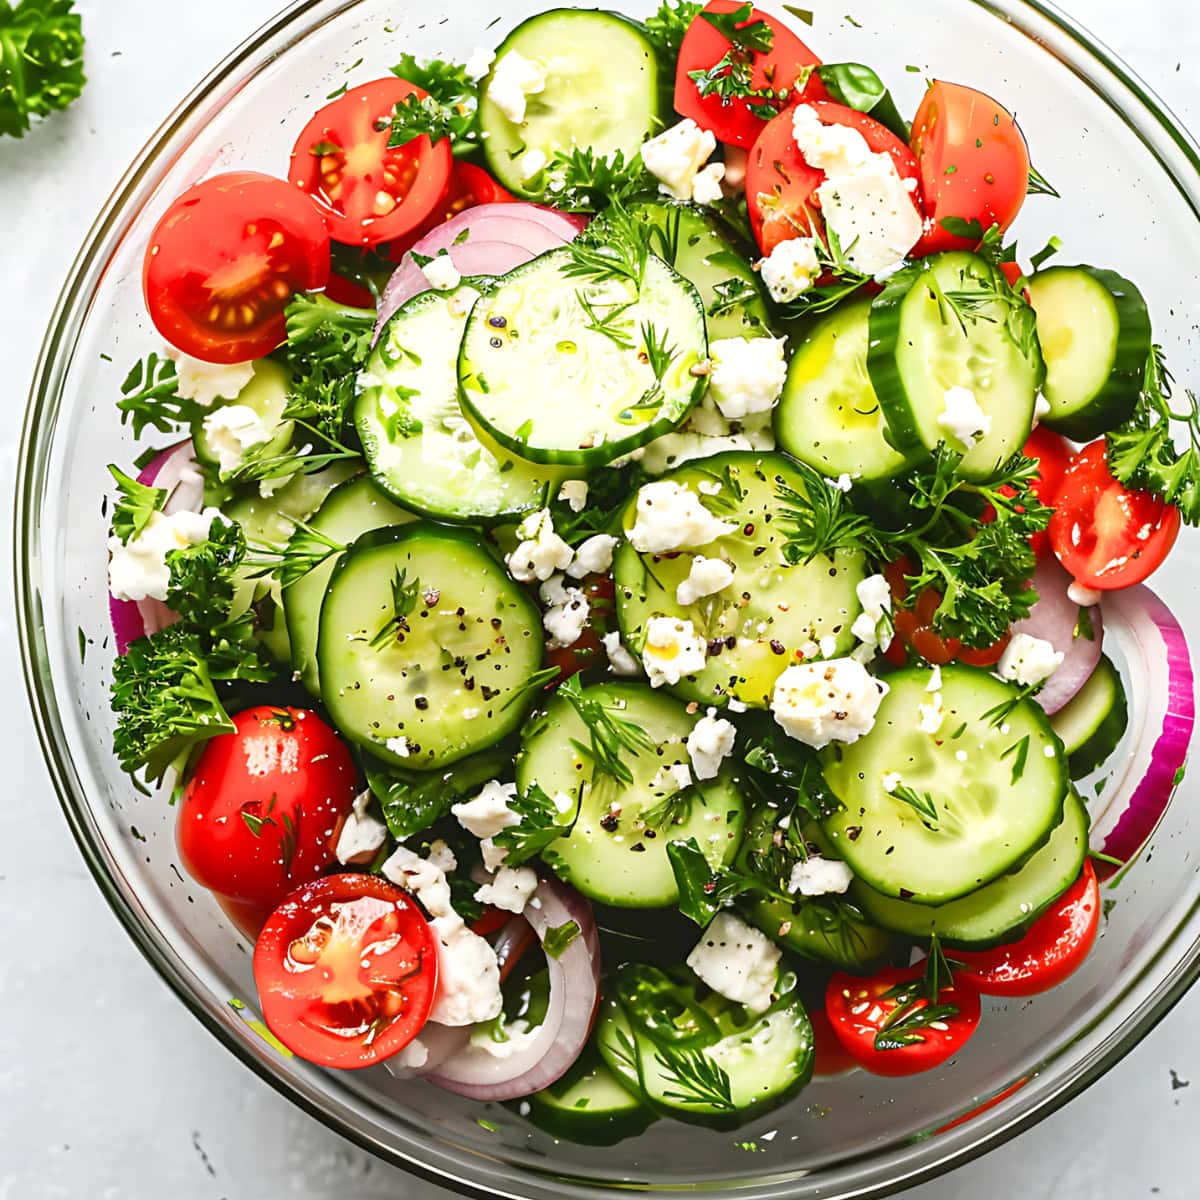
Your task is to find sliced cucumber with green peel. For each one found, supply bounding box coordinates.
[630,202,773,341]
[521,1045,657,1145]
[318,524,543,769]
[283,475,415,694]
[826,791,1089,949]
[820,664,1069,904]
[459,248,707,466]
[868,252,1044,480]
[191,358,295,472]
[595,963,814,1129]
[1028,265,1152,440]
[776,297,919,485]
[613,452,866,709]
[480,10,664,198]
[1051,654,1128,779]
[516,682,747,907]
[357,281,567,522]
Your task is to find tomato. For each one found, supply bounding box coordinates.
[747,100,921,255]
[1021,426,1071,557]
[826,964,982,1076]
[177,706,358,912]
[545,573,616,685]
[389,160,515,260]
[143,171,330,363]
[323,271,377,309]
[289,79,453,247]
[254,874,436,1068]
[675,0,825,149]
[952,862,1100,996]
[910,81,1030,256]
[1049,440,1181,589]
[810,1007,858,1077]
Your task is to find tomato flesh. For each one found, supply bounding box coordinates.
[675,0,825,149]
[826,965,982,1076]
[1049,440,1180,589]
[910,81,1030,256]
[952,861,1100,996]
[254,874,437,1068]
[143,171,330,363]
[177,706,358,913]
[746,100,921,255]
[289,79,453,247]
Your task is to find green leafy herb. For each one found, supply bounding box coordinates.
[1001,733,1031,784]
[107,465,165,545]
[366,753,505,840]
[248,520,347,588]
[708,275,761,319]
[771,218,873,317]
[816,62,908,140]
[164,515,246,628]
[535,146,651,212]
[493,782,575,866]
[687,3,781,119]
[655,1044,736,1111]
[643,0,703,56]
[1027,163,1061,198]
[666,837,756,925]
[783,4,814,23]
[559,673,654,786]
[577,289,637,350]
[388,54,477,151]
[873,935,959,1051]
[887,782,940,831]
[0,0,85,139]
[115,353,208,438]
[775,462,875,564]
[368,567,423,649]
[543,919,582,958]
[562,202,653,288]
[640,780,697,832]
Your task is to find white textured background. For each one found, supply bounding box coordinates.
[1,2,1196,1197]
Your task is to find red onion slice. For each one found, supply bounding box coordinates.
[109,439,204,653]
[1013,557,1104,714]
[423,877,600,1101]
[375,203,585,333]
[1088,586,1194,869]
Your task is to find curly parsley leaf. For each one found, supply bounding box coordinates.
[493,782,576,866]
[531,145,651,213]
[115,353,208,438]
[107,465,165,545]
[366,752,506,841]
[388,54,477,151]
[642,0,703,57]
[0,0,85,139]
[687,2,781,119]
[164,515,245,628]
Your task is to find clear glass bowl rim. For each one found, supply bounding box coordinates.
[14,1,1200,1197]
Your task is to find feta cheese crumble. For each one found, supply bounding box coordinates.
[420,251,462,292]
[917,687,945,735]
[996,632,1064,687]
[770,658,887,749]
[602,630,642,676]
[487,50,547,124]
[676,555,735,607]
[640,118,718,202]
[687,708,736,780]
[707,336,788,420]
[518,147,548,180]
[788,855,854,897]
[539,574,590,648]
[474,865,539,914]
[201,403,273,475]
[165,347,255,406]
[627,480,736,553]
[686,912,781,1014]
[1067,581,1102,607]
[506,508,574,582]
[107,507,225,603]
[691,161,727,205]
[566,533,618,580]
[651,761,693,794]
[757,236,821,304]
[642,616,708,688]
[453,779,521,873]
[334,791,388,865]
[557,479,589,512]
[850,572,893,658]
[464,46,495,81]
[937,385,991,451]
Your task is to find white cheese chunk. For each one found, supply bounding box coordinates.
[771,658,887,749]
[788,855,854,897]
[628,480,736,554]
[474,865,539,914]
[650,761,693,794]
[690,161,726,205]
[937,385,991,451]
[334,791,388,865]
[757,237,820,304]
[642,616,708,688]
[539,574,590,648]
[107,506,225,603]
[686,912,781,1014]
[566,533,618,580]
[202,403,273,475]
[488,50,547,124]
[1067,581,1102,607]
[165,347,254,406]
[996,632,1064,687]
[420,251,462,292]
[518,147,548,180]
[506,508,574,582]
[676,554,735,607]
[707,336,788,420]
[464,46,495,81]
[451,780,520,840]
[557,479,589,512]
[687,708,736,780]
[602,630,642,676]
[640,118,717,202]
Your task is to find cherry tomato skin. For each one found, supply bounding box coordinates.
[952,861,1100,996]
[747,100,921,255]
[389,160,515,260]
[289,79,453,247]
[826,966,982,1077]
[675,0,825,149]
[254,874,437,1068]
[323,268,380,309]
[810,1007,859,1077]
[910,81,1030,256]
[177,706,358,912]
[1049,440,1181,589]
[143,171,331,363]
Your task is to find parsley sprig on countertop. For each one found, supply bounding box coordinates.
[0,0,85,138]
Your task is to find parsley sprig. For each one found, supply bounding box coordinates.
[388,54,478,152]
[686,2,781,119]
[114,353,206,438]
[642,0,703,57]
[108,465,165,545]
[493,782,578,865]
[0,0,85,139]
[532,146,651,213]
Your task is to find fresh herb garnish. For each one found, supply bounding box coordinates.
[775,462,876,564]
[543,919,582,958]
[562,202,654,288]
[115,353,205,438]
[1001,733,1031,784]
[388,54,478,151]
[655,1043,736,1111]
[558,673,655,786]
[687,2,781,120]
[248,520,348,588]
[1027,163,1061,198]
[874,936,959,1051]
[366,752,505,840]
[368,567,423,650]
[534,146,651,212]
[0,0,85,139]
[493,782,576,865]
[107,465,165,544]
[887,782,940,830]
[642,0,703,56]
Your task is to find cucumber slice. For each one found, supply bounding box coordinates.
[191,358,295,472]
[516,682,747,907]
[521,1045,657,1145]
[776,297,919,486]
[1028,265,1152,440]
[868,252,1044,480]
[595,964,814,1129]
[820,664,1069,904]
[357,281,567,522]
[612,452,867,709]
[225,461,360,664]
[830,791,1090,948]
[459,248,707,466]
[283,475,415,694]
[630,202,774,341]
[479,10,664,199]
[318,524,543,769]
[1050,654,1128,779]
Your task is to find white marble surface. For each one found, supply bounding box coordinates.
[1,2,1197,1196]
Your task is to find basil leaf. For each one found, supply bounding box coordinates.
[817,63,910,140]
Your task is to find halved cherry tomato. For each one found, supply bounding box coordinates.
[826,964,982,1077]
[253,874,436,1068]
[1049,440,1181,589]
[746,100,921,255]
[910,81,1030,256]
[675,0,825,149]
[389,160,515,260]
[177,706,358,912]
[289,79,452,247]
[323,271,377,309]
[980,426,1072,558]
[545,573,616,685]
[951,861,1100,996]
[810,1007,859,1077]
[143,171,330,363]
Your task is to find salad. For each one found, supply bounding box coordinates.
[101,0,1198,1142]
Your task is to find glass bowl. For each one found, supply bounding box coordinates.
[16,1,1200,1196]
